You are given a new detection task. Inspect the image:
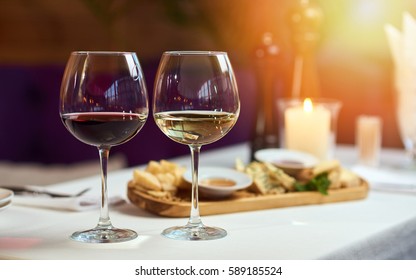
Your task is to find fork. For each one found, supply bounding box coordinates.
[1,185,91,198]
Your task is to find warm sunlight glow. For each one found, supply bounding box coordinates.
[303,98,313,113]
[320,0,404,57]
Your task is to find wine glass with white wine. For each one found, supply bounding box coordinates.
[153,51,240,240]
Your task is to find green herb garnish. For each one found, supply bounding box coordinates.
[294,172,331,195]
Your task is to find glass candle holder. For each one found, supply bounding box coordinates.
[278,98,342,160]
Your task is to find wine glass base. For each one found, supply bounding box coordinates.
[162,224,227,241]
[70,227,138,243]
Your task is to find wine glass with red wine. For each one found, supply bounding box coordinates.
[153,51,240,240]
[60,51,148,243]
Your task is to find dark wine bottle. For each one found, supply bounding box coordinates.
[249,32,282,161]
[287,0,323,99]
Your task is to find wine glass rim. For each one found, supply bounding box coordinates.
[163,51,228,56]
[70,51,137,56]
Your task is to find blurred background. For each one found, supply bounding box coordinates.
[0,0,415,173]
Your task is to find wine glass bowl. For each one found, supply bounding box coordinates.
[153,51,240,240]
[60,51,148,243]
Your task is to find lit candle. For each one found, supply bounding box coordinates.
[284,98,331,160]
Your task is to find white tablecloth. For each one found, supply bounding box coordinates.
[1,143,416,260]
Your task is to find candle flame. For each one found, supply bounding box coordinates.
[303,98,313,112]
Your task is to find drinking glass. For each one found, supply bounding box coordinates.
[396,86,416,167]
[60,51,149,243]
[153,51,240,240]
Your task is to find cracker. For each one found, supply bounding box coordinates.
[133,169,162,191]
[145,161,163,175]
[156,173,177,192]
[147,190,171,199]
[160,160,179,172]
[340,168,361,188]
[313,160,341,176]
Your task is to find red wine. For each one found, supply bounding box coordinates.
[61,112,147,147]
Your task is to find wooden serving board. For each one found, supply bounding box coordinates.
[127,179,369,217]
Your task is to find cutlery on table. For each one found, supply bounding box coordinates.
[0,186,91,198]
[371,182,416,194]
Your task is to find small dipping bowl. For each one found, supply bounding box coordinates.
[183,167,253,199]
[254,148,319,176]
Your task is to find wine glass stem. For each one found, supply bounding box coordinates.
[97,146,112,229]
[188,144,202,226]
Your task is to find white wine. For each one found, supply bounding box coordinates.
[154,110,238,145]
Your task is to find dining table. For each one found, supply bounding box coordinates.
[1,142,416,260]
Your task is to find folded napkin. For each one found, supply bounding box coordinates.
[12,193,125,212]
[385,12,416,85]
[352,165,416,194]
[385,13,416,143]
